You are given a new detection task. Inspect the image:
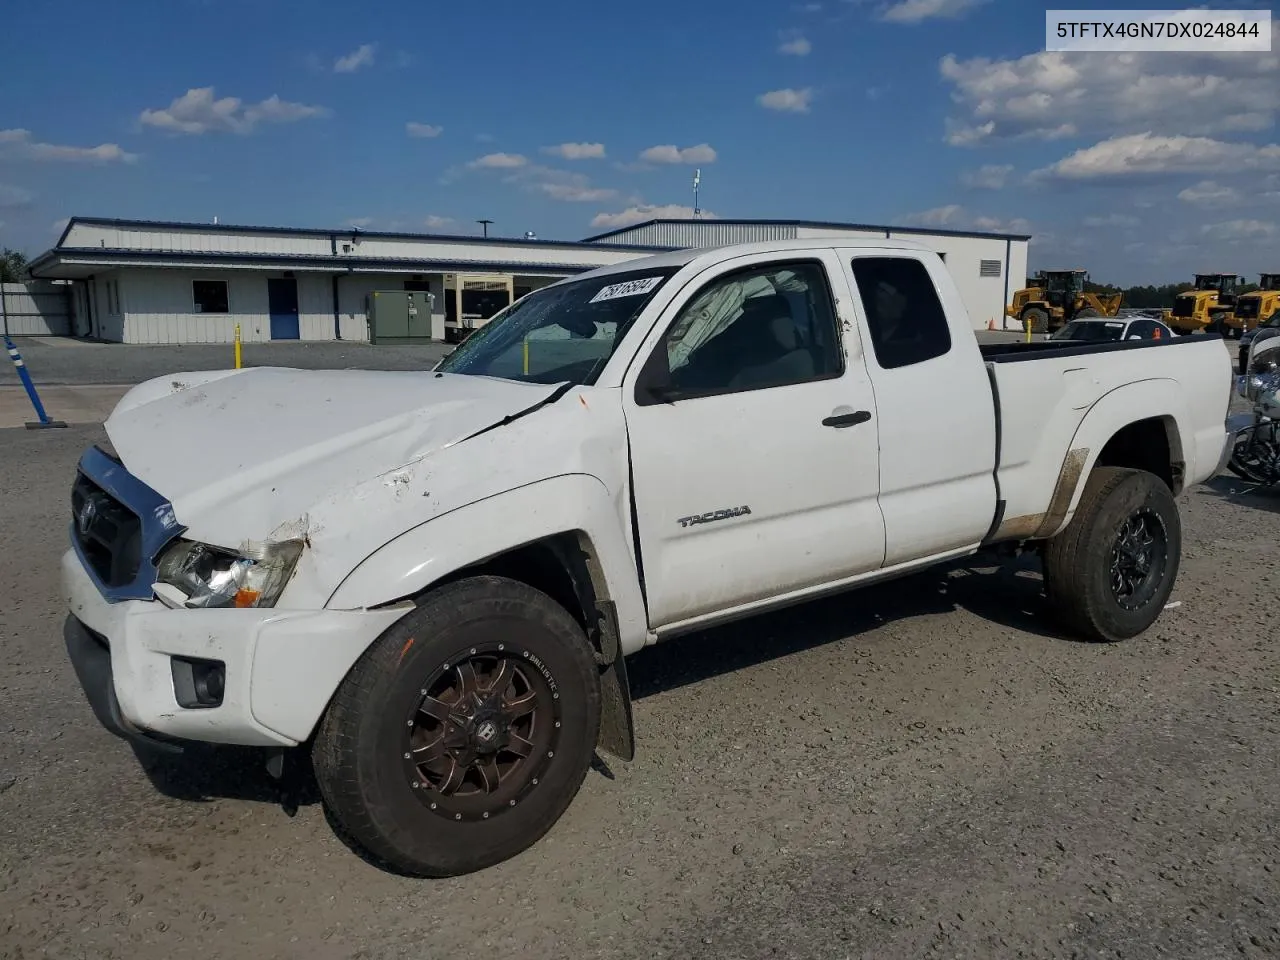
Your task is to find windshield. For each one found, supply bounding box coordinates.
[434,266,679,385]
[1050,320,1125,342]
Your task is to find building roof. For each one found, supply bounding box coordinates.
[581,217,1033,243]
[50,216,668,252]
[27,216,668,281]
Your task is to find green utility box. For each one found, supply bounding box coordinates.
[367,290,436,344]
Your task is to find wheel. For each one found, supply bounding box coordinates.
[1042,467,1181,643]
[1073,307,1101,320]
[312,575,601,877]
[1227,423,1280,484]
[1020,307,1049,335]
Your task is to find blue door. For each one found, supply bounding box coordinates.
[268,278,300,340]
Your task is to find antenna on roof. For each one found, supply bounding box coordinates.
[477,218,493,238]
[692,169,701,219]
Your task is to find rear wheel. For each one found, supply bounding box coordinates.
[312,575,601,877]
[1020,307,1049,335]
[1042,467,1181,643]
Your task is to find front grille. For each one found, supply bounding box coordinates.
[1171,298,1196,318]
[1236,298,1260,320]
[71,472,142,588]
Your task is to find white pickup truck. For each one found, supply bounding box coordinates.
[63,238,1232,877]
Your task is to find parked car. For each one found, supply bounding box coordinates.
[1049,316,1175,343]
[62,237,1233,878]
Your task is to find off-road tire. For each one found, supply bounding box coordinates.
[1042,467,1181,643]
[1021,307,1049,335]
[312,575,601,877]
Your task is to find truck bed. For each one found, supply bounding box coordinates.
[979,333,1232,542]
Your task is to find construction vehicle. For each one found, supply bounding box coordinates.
[1005,269,1123,334]
[1232,273,1280,334]
[1162,273,1242,336]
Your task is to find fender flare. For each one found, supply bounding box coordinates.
[1035,378,1189,541]
[326,473,648,652]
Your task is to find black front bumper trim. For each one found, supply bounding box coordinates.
[63,615,184,754]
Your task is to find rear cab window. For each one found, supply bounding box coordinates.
[849,257,952,369]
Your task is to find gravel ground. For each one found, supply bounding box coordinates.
[2,339,454,386]
[2,411,1278,959]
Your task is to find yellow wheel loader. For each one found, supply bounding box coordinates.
[1232,273,1280,334]
[1004,269,1123,335]
[1162,273,1242,337]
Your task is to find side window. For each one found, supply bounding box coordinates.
[644,261,843,401]
[850,256,952,370]
[1130,320,1157,339]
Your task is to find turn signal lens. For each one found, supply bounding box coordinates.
[234,588,262,608]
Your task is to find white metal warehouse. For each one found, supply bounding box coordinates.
[25,216,1030,344]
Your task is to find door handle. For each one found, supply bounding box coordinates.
[822,410,872,428]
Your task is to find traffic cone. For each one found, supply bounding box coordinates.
[1153,327,1162,339]
[987,317,996,331]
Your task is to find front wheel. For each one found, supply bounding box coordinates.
[1042,467,1181,643]
[312,575,601,877]
[1021,307,1049,335]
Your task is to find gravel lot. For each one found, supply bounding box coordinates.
[2,338,1277,960]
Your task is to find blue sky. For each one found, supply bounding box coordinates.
[1,0,1277,284]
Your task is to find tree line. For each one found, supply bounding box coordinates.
[1082,279,1263,309]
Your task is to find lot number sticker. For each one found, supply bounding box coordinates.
[589,276,663,304]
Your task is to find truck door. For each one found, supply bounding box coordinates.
[840,252,998,566]
[621,251,886,630]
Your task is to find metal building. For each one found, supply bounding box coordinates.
[584,218,1031,331]
[25,215,1031,343]
[25,218,666,344]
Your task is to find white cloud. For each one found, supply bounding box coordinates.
[347,217,374,228]
[940,50,1280,145]
[468,152,528,169]
[638,143,718,164]
[779,31,812,56]
[903,204,1030,234]
[425,215,455,230]
[1082,213,1140,228]
[903,204,965,226]
[0,183,34,208]
[0,128,137,163]
[538,183,618,202]
[1178,180,1242,205]
[758,88,813,113]
[139,88,329,135]
[960,164,1013,189]
[1034,133,1280,182]
[1201,219,1276,242]
[334,43,376,73]
[590,204,719,228]
[541,142,606,160]
[880,0,989,23]
[406,122,443,138]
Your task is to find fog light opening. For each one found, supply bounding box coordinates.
[171,656,226,709]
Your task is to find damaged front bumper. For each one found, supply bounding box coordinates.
[62,549,410,748]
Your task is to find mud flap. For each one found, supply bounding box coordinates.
[592,600,636,762]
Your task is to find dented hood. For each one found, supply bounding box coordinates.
[103,367,562,545]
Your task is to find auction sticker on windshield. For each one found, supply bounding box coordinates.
[589,277,664,304]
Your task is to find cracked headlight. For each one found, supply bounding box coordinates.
[156,539,304,609]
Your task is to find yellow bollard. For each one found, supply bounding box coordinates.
[234,323,242,369]
[522,336,529,376]
[1025,317,1032,344]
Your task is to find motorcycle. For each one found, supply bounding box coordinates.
[1228,337,1280,484]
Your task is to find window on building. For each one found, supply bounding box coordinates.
[643,260,844,401]
[980,259,1002,278]
[192,280,229,314]
[851,256,952,370]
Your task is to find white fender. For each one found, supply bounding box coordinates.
[325,473,651,656]
[1037,378,1193,540]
